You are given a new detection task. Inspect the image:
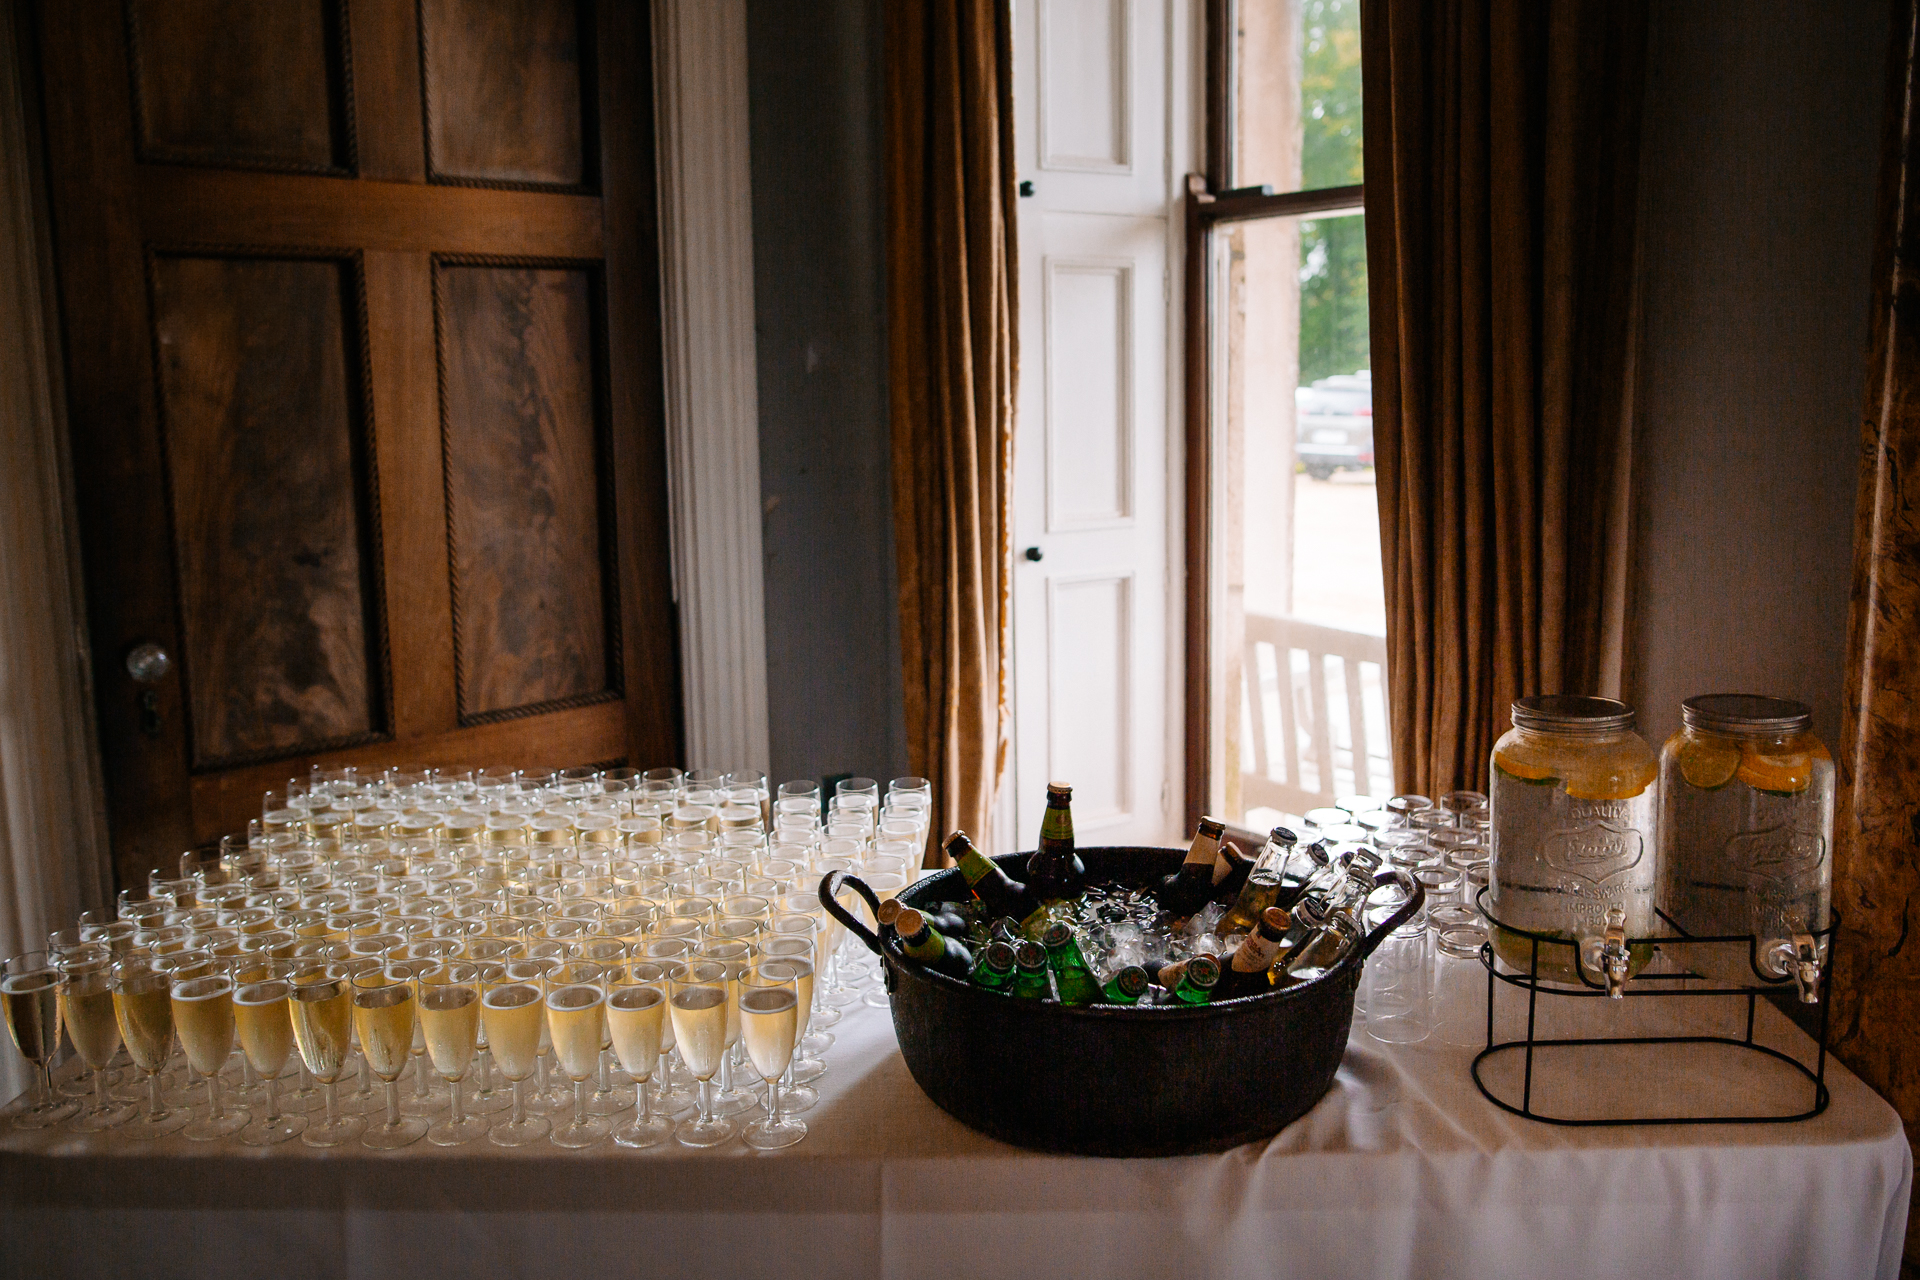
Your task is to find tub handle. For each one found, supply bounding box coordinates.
[1354,868,1425,962]
[820,870,885,958]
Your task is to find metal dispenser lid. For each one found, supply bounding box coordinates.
[1510,695,1636,734]
[1680,694,1812,738]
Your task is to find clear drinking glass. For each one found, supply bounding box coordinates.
[607,966,671,1148]
[233,972,304,1143]
[419,962,488,1144]
[58,959,136,1130]
[1364,900,1432,1045]
[545,960,612,1148]
[171,971,250,1139]
[2,952,75,1130]
[289,966,365,1146]
[480,979,549,1145]
[110,954,189,1137]
[740,964,806,1149]
[352,964,427,1148]
[668,962,736,1147]
[1433,927,1488,1048]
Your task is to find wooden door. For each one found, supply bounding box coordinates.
[34,0,681,890]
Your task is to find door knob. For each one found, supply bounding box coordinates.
[125,642,172,684]
[1024,546,1044,562]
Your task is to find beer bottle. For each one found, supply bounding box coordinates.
[880,897,968,939]
[1100,964,1150,1005]
[1026,782,1086,902]
[895,908,974,980]
[1156,817,1227,916]
[1169,953,1220,1005]
[1039,921,1101,1005]
[1011,941,1054,999]
[946,832,1050,938]
[1210,837,1258,897]
[1221,827,1299,933]
[1275,895,1359,985]
[1213,907,1292,1000]
[969,940,1018,992]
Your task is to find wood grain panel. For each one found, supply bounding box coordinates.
[420,0,589,188]
[188,699,625,840]
[137,168,604,257]
[127,0,350,172]
[149,254,385,767]
[437,261,617,723]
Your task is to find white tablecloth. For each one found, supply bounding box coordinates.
[0,985,1908,1280]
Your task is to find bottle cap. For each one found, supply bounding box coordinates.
[894,908,926,939]
[1112,966,1149,999]
[1268,825,1298,847]
[1197,816,1226,837]
[1046,782,1072,799]
[1185,954,1221,988]
[1014,941,1048,971]
[1259,906,1291,936]
[876,899,904,927]
[942,831,974,856]
[1294,896,1330,928]
[1040,921,1073,949]
[983,941,1017,971]
[1157,960,1188,988]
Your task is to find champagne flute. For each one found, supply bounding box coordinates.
[545,960,612,1148]
[607,963,670,1148]
[352,963,427,1148]
[58,959,136,1129]
[47,935,112,1100]
[419,962,488,1145]
[668,961,735,1147]
[699,939,756,1116]
[3,953,77,1128]
[463,952,514,1114]
[481,978,548,1145]
[110,954,189,1137]
[638,954,695,1116]
[233,972,304,1144]
[740,963,806,1149]
[761,954,819,1112]
[289,966,365,1146]
[171,971,250,1139]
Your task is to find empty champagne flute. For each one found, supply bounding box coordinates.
[607,965,671,1148]
[289,966,365,1146]
[668,961,735,1147]
[56,958,135,1130]
[3,953,77,1128]
[419,962,487,1145]
[233,972,304,1144]
[740,963,806,1149]
[481,978,549,1146]
[352,964,427,1148]
[171,971,249,1139]
[545,961,611,1148]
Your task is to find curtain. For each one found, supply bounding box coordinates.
[1836,0,1920,1263]
[1360,0,1648,795]
[883,0,1018,863]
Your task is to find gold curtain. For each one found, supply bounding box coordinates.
[1836,0,1920,1263]
[883,0,1018,863]
[1360,0,1647,795]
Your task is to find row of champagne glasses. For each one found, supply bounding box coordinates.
[4,766,930,1150]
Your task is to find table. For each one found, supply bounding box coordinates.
[0,986,1908,1280]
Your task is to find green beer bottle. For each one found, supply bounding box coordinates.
[970,940,1018,991]
[945,832,1050,938]
[895,909,974,980]
[1169,953,1220,1005]
[1100,965,1150,1005]
[1011,941,1054,1000]
[1039,921,1101,1005]
[1026,782,1086,902]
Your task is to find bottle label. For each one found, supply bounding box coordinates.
[1040,805,1074,847]
[1230,930,1284,974]
[957,849,993,887]
[1182,833,1219,868]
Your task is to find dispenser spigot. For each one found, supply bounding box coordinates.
[1599,906,1631,999]
[1768,932,1824,1004]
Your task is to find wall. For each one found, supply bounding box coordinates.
[745,0,910,787]
[1628,0,1889,750]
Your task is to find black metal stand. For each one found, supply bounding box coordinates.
[1468,889,1834,1126]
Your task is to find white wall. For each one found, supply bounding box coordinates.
[1628,0,1889,751]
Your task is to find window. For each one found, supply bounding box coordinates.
[1188,0,1389,839]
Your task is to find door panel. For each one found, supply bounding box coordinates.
[150,252,384,767]
[126,0,349,172]
[438,261,616,723]
[420,0,588,188]
[37,0,680,887]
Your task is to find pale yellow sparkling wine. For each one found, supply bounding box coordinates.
[113,986,173,1072]
[545,986,605,1080]
[233,985,295,1075]
[418,985,479,1079]
[481,984,543,1081]
[668,985,728,1079]
[605,987,665,1075]
[171,984,236,1076]
[2,976,60,1063]
[289,982,354,1082]
[61,984,122,1069]
[739,987,798,1081]
[352,984,415,1080]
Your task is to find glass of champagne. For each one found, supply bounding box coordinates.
[3,953,77,1128]
[111,954,189,1137]
[289,966,365,1146]
[759,953,819,1112]
[233,971,304,1144]
[699,939,756,1116]
[171,971,250,1139]
[352,963,427,1148]
[667,961,735,1148]
[47,936,111,1101]
[463,956,514,1115]
[480,978,548,1145]
[419,962,488,1145]
[56,958,135,1130]
[740,963,806,1149]
[607,963,670,1148]
[544,960,612,1148]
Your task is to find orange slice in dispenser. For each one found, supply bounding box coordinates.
[1492,748,1559,786]
[1677,738,1740,791]
[1736,741,1827,796]
[1564,759,1657,802]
